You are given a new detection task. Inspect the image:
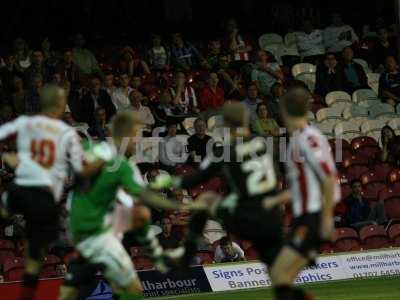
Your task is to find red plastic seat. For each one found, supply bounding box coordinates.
[132,256,153,270]
[41,255,61,278]
[345,165,370,182]
[371,163,394,181]
[343,155,368,168]
[4,257,25,281]
[245,246,259,260]
[359,225,389,250]
[388,169,400,184]
[329,138,351,151]
[362,182,387,201]
[340,183,351,199]
[355,146,381,161]
[388,224,400,246]
[361,171,384,185]
[351,136,378,150]
[334,227,360,252]
[384,197,400,220]
[175,165,195,176]
[196,251,214,264]
[130,246,145,257]
[0,239,15,265]
[378,187,400,202]
[189,184,207,199]
[320,243,333,254]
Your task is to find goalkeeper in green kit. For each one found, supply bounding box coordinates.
[58,111,182,300]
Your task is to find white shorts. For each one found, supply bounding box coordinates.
[77,230,137,288]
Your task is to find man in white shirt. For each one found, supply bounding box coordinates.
[214,236,246,263]
[112,73,133,110]
[324,13,359,53]
[128,89,155,129]
[296,19,325,64]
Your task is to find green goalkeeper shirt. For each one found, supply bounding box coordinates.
[69,143,144,243]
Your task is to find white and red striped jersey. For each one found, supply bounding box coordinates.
[286,125,340,217]
[0,115,83,201]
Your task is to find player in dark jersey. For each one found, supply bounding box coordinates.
[152,102,284,268]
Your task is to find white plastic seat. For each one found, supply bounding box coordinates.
[353,58,371,73]
[396,103,400,114]
[330,102,352,113]
[175,134,190,146]
[183,117,197,135]
[316,107,344,122]
[284,32,298,47]
[207,115,223,131]
[152,126,166,137]
[343,105,369,120]
[387,118,400,135]
[280,45,299,57]
[360,119,387,134]
[367,73,381,95]
[295,73,316,91]
[358,99,381,109]
[261,44,283,65]
[368,103,395,119]
[325,91,352,106]
[334,120,362,140]
[315,121,335,136]
[291,63,316,77]
[307,111,315,121]
[136,137,162,163]
[352,89,378,103]
[259,33,284,49]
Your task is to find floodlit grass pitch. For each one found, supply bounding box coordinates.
[162,277,400,300]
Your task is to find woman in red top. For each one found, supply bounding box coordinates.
[198,72,225,111]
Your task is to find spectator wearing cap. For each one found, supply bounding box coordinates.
[379,56,400,106]
[296,19,325,65]
[187,118,213,164]
[159,122,187,171]
[243,83,263,122]
[251,50,284,96]
[116,46,150,77]
[324,13,359,54]
[112,72,133,110]
[72,34,102,76]
[55,50,80,88]
[169,71,199,114]
[24,49,52,89]
[128,89,155,130]
[80,75,116,126]
[170,32,206,71]
[214,236,246,263]
[342,47,369,94]
[198,72,225,111]
[147,34,170,71]
[315,52,345,98]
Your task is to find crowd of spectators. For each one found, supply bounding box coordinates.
[1,13,400,278]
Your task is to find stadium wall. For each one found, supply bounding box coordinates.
[1,248,399,299]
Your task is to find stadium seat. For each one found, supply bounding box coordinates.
[175,164,195,176]
[384,197,400,220]
[341,183,351,199]
[352,89,378,103]
[207,115,223,131]
[388,224,400,246]
[307,111,315,121]
[295,73,316,91]
[342,105,369,120]
[325,91,352,106]
[378,186,400,202]
[361,119,387,135]
[387,118,400,135]
[334,227,360,252]
[196,250,214,265]
[343,155,368,168]
[351,136,378,150]
[320,243,334,254]
[245,246,259,261]
[291,63,316,77]
[189,184,207,199]
[130,246,145,257]
[334,120,363,141]
[371,163,393,181]
[183,117,197,135]
[345,165,370,181]
[388,169,400,184]
[369,103,396,119]
[367,73,380,95]
[0,239,15,265]
[361,171,384,185]
[284,32,298,47]
[359,225,389,250]
[258,33,284,49]
[329,138,351,151]
[353,58,371,73]
[362,182,386,201]
[132,256,154,270]
[329,102,352,113]
[41,255,61,278]
[4,257,25,281]
[355,146,381,161]
[316,107,345,122]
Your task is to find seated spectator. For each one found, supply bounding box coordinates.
[214,236,245,263]
[267,82,286,124]
[169,72,199,114]
[24,49,52,89]
[342,47,369,94]
[153,90,186,127]
[116,46,150,77]
[147,34,170,71]
[7,76,26,115]
[296,19,325,65]
[112,72,133,110]
[223,19,252,66]
[214,53,241,99]
[243,83,263,122]
[13,38,31,73]
[55,50,80,88]
[88,107,109,140]
[324,13,359,54]
[381,125,400,166]
[0,53,22,94]
[315,53,345,98]
[251,50,284,97]
[72,34,102,76]
[379,56,400,106]
[251,103,280,137]
[198,72,225,111]
[159,122,187,171]
[159,217,182,249]
[170,32,205,71]
[128,89,155,131]
[103,72,116,96]
[371,28,398,71]
[25,74,43,114]
[187,118,213,163]
[206,38,222,69]
[80,75,116,126]
[344,180,371,229]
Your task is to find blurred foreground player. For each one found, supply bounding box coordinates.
[0,85,87,300]
[58,111,182,300]
[152,102,284,269]
[264,87,340,300]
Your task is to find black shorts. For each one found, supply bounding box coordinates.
[216,200,283,265]
[288,212,323,260]
[64,253,102,287]
[5,183,60,245]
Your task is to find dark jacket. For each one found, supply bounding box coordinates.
[315,65,345,98]
[342,61,369,94]
[79,89,116,126]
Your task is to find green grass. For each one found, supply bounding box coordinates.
[163,277,400,300]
